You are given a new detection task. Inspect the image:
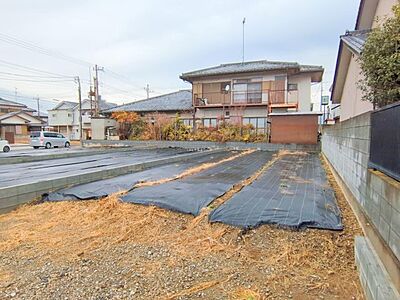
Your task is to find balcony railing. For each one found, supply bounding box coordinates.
[193,89,299,107]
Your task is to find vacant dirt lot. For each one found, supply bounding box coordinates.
[0,155,364,299]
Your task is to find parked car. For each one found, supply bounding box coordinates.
[0,138,10,152]
[30,131,71,149]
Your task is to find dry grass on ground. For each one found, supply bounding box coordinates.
[0,153,364,299]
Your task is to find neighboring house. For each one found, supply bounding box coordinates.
[48,99,116,140]
[180,60,323,134]
[33,111,48,127]
[0,98,44,144]
[0,97,35,115]
[103,90,194,126]
[330,0,397,121]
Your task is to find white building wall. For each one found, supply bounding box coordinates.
[48,110,74,126]
[288,74,312,112]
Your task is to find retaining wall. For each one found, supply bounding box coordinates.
[84,140,320,152]
[322,111,400,298]
[0,145,156,165]
[0,150,220,214]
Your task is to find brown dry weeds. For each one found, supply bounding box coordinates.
[0,151,364,299]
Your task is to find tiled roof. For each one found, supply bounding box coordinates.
[51,99,117,111]
[99,100,117,110]
[104,90,192,113]
[0,110,43,124]
[180,60,323,80]
[0,98,27,108]
[341,29,370,55]
[51,100,78,110]
[0,111,24,121]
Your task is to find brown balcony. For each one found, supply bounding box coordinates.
[268,90,298,112]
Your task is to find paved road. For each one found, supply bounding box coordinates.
[0,148,192,188]
[0,145,86,158]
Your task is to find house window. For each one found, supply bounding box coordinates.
[182,119,193,127]
[52,113,56,117]
[233,79,262,104]
[242,117,267,134]
[203,118,217,128]
[15,125,22,135]
[288,83,298,91]
[225,111,230,117]
[68,113,72,117]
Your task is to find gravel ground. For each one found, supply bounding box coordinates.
[0,154,364,300]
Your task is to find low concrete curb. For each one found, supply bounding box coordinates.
[0,145,161,165]
[0,149,223,214]
[355,236,400,299]
[84,140,320,152]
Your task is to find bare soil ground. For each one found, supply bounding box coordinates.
[0,153,364,299]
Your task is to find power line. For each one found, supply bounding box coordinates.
[0,58,75,78]
[0,32,92,67]
[0,77,73,83]
[0,71,70,79]
[103,69,144,90]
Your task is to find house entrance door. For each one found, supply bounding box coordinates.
[5,132,15,144]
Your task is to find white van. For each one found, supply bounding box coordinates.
[30,131,71,149]
[0,138,10,152]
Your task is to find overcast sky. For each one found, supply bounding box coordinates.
[0,0,360,111]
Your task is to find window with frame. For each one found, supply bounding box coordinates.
[233,79,262,104]
[182,119,193,127]
[15,125,22,135]
[203,118,217,128]
[242,117,267,134]
[288,83,298,91]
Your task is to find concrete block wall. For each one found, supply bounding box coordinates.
[0,150,221,214]
[355,237,400,300]
[84,140,320,152]
[322,111,400,297]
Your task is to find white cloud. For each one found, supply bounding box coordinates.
[0,0,360,107]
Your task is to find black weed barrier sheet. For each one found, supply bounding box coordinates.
[209,153,343,230]
[44,151,234,201]
[121,151,275,216]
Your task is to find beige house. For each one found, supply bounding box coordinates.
[330,0,398,121]
[0,98,44,144]
[180,60,323,133]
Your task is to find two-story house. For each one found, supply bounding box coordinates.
[0,98,44,144]
[330,0,398,121]
[48,99,116,140]
[180,60,323,134]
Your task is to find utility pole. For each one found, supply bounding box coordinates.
[144,84,153,99]
[88,86,95,116]
[93,65,104,117]
[75,76,83,147]
[320,82,323,124]
[35,96,40,118]
[242,17,246,63]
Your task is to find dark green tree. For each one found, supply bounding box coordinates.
[359,3,400,108]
